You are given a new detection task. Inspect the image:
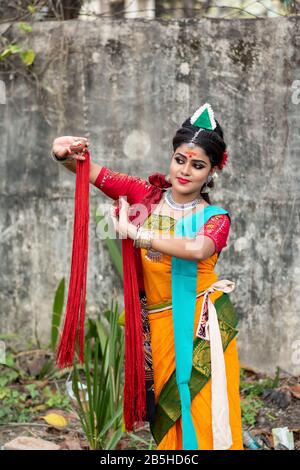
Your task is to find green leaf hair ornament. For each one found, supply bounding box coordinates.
[188,102,217,148]
[187,102,229,171]
[190,102,217,130]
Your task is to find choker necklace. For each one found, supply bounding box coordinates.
[164,188,202,211]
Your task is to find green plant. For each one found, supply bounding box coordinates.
[43,385,72,410]
[51,278,65,352]
[0,345,74,425]
[241,396,264,427]
[240,367,280,397]
[0,387,31,423]
[127,433,155,450]
[0,43,35,66]
[24,383,39,399]
[0,21,35,66]
[94,207,123,280]
[29,278,66,381]
[265,411,277,421]
[240,367,280,427]
[0,351,28,384]
[0,380,72,424]
[0,364,38,424]
[71,299,124,450]
[0,367,19,387]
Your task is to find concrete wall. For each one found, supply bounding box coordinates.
[0,16,299,374]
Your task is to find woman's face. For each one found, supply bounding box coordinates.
[169,143,213,197]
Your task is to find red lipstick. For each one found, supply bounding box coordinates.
[177,177,191,184]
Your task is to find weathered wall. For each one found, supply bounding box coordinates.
[0,17,299,374]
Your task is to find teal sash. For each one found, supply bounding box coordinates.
[171,205,229,450]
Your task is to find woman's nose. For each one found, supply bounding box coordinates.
[181,162,191,175]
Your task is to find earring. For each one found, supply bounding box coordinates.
[201,174,213,194]
[165,174,171,182]
[201,184,210,194]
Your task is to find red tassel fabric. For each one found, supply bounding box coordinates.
[148,172,172,189]
[56,148,90,368]
[55,147,147,426]
[122,237,146,431]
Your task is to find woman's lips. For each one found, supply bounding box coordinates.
[177,177,191,184]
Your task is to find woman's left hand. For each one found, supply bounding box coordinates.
[110,197,138,240]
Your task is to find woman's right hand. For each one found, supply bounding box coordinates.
[52,136,90,161]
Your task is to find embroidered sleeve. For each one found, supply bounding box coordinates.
[94,166,153,204]
[196,214,231,253]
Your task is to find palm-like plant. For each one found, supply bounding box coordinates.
[71,299,124,450]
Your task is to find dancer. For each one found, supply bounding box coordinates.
[52,103,243,450]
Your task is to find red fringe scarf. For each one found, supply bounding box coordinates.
[56,148,90,367]
[55,149,164,431]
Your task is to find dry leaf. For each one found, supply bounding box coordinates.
[288,384,300,399]
[59,438,82,450]
[42,413,68,428]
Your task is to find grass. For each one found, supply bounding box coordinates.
[240,367,280,427]
[0,359,72,425]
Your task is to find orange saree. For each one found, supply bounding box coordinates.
[94,166,244,450]
[140,213,244,450]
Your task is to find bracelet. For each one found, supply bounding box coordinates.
[133,227,155,249]
[50,150,73,164]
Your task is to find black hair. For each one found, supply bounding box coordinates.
[172,117,226,203]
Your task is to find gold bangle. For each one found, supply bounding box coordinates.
[134,228,154,249]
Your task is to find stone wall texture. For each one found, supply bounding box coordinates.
[0,16,300,374]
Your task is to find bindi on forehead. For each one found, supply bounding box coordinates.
[175,151,208,164]
[185,150,199,158]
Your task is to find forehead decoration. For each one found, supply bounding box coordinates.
[185,149,198,158]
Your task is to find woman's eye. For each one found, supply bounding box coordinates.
[175,157,204,170]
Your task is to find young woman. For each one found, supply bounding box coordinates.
[52,103,244,450]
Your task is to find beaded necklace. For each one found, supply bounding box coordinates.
[164,188,202,211]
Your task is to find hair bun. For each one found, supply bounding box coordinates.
[173,116,227,170]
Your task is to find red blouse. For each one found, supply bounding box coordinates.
[94,166,151,204]
[94,167,230,253]
[196,214,230,253]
